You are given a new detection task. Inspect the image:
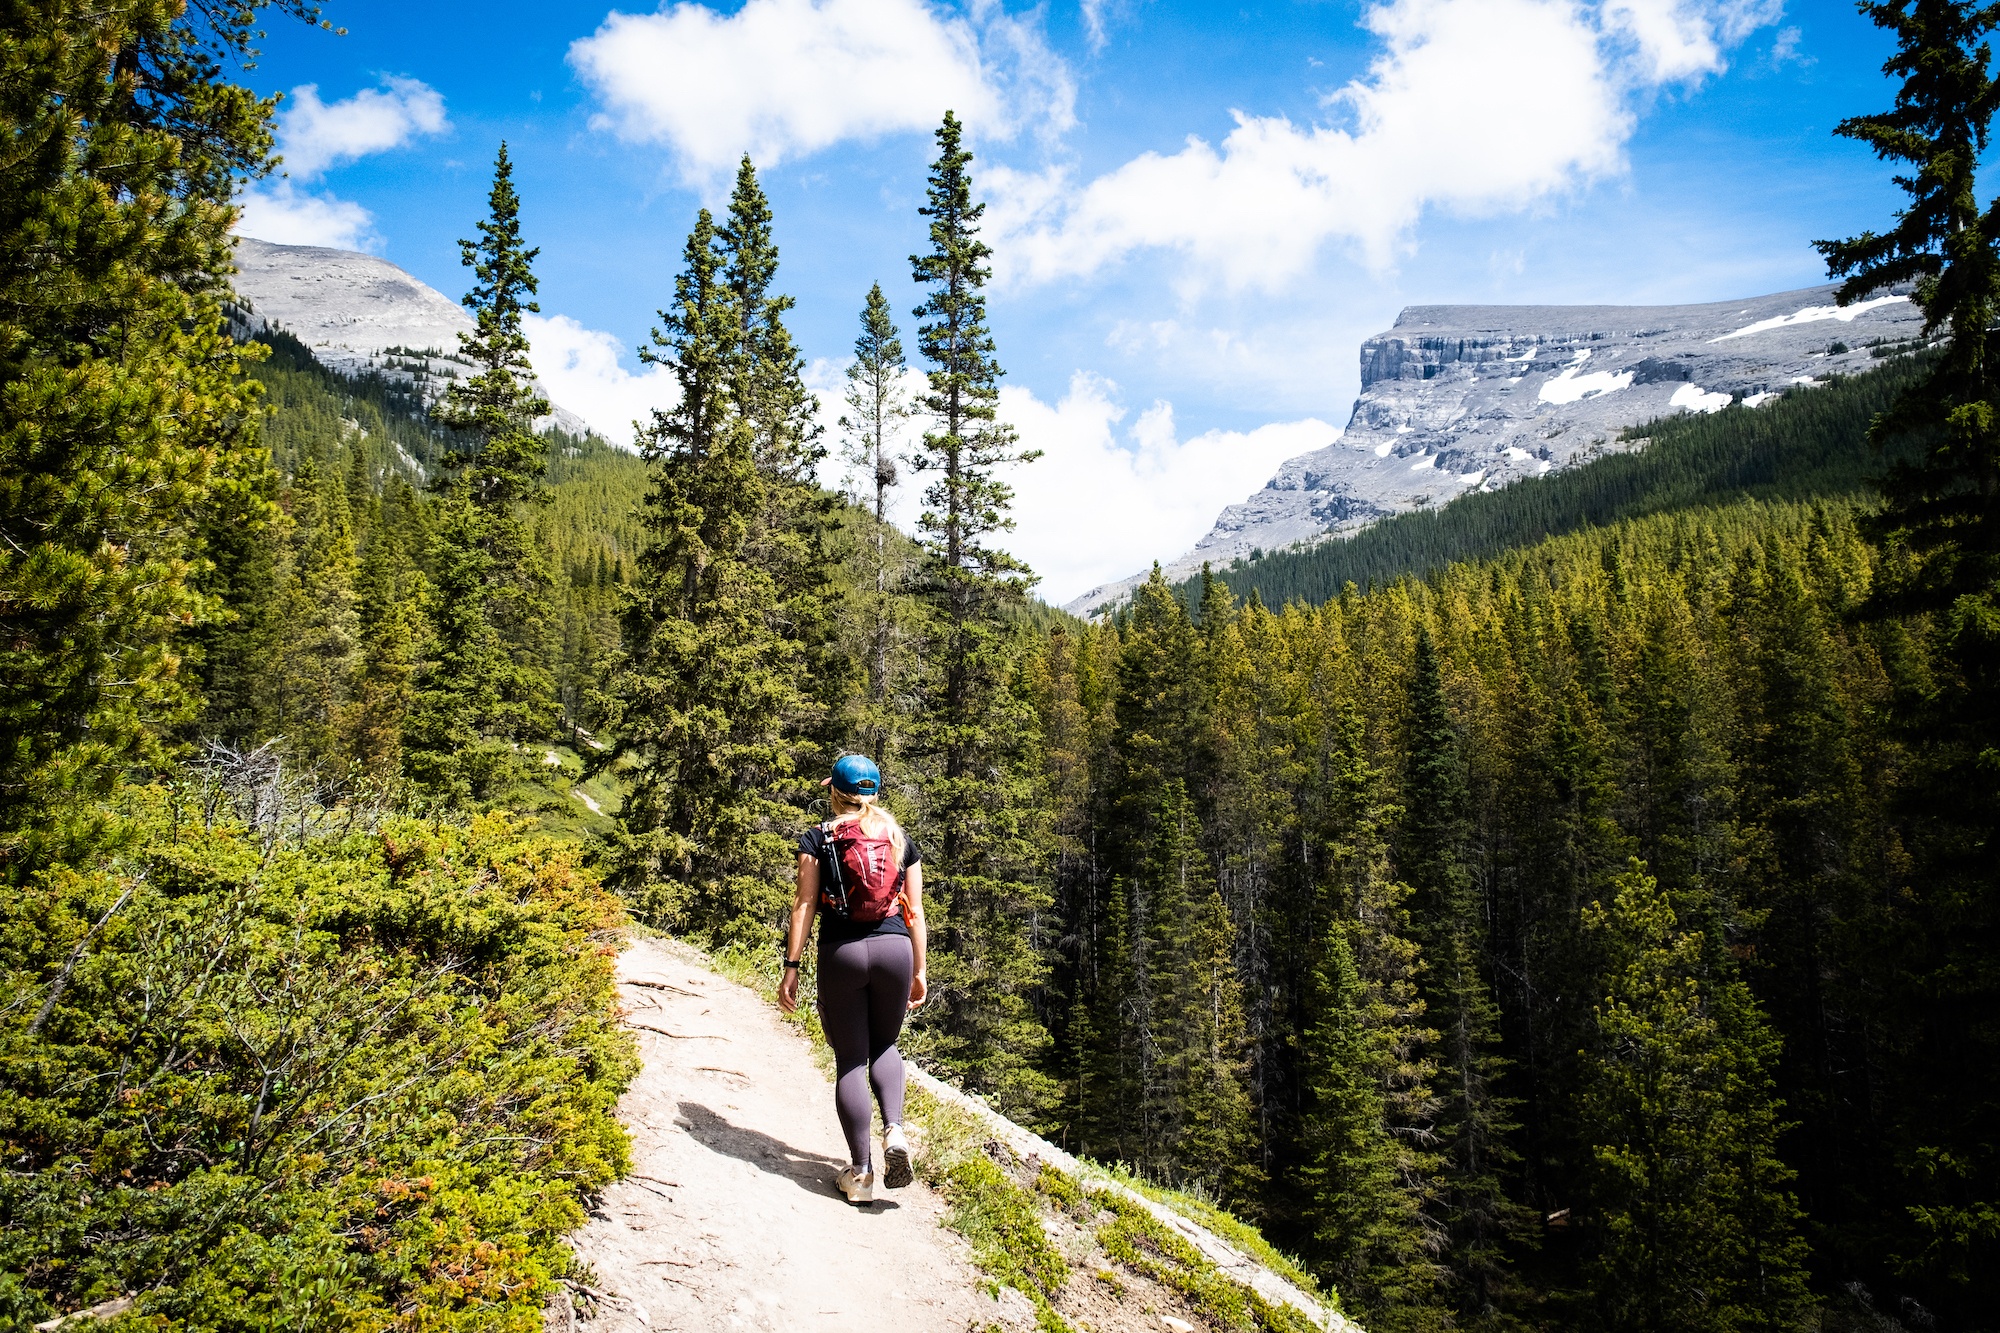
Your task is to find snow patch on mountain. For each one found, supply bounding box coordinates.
[1708,292,1910,343]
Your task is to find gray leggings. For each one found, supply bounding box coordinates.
[817,931,913,1169]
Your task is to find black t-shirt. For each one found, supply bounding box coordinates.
[799,823,922,946]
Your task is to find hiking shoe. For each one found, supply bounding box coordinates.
[835,1164,875,1204]
[882,1124,913,1189]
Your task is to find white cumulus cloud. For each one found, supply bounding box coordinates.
[526,314,680,448]
[236,77,450,253]
[234,181,378,249]
[805,362,1334,603]
[1000,375,1336,604]
[569,0,1074,183]
[276,76,450,180]
[989,0,1783,290]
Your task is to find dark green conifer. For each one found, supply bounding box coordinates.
[1135,779,1255,1195]
[716,158,837,766]
[604,209,796,943]
[267,458,360,768]
[902,111,1053,1119]
[0,0,315,867]
[1300,702,1447,1330]
[347,481,429,780]
[1577,861,1812,1333]
[1818,5,2000,1300]
[409,143,557,798]
[1397,628,1526,1321]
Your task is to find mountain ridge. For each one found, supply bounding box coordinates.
[1065,281,1926,615]
[229,235,593,438]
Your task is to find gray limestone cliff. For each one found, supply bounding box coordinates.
[1064,283,1925,616]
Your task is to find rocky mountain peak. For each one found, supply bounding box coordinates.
[227,236,589,437]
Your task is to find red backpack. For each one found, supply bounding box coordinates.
[817,819,906,922]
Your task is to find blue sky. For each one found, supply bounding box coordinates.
[236,0,1909,602]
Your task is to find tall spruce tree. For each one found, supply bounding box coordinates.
[716,158,837,768]
[1397,628,1526,1321]
[346,480,429,780]
[839,283,913,760]
[0,0,322,869]
[1299,701,1448,1331]
[408,143,557,799]
[1136,779,1256,1195]
[266,458,360,769]
[1577,861,1811,1333]
[903,111,1053,1118]
[1085,569,1210,1156]
[1818,3,2000,1305]
[604,209,797,943]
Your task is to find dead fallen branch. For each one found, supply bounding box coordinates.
[623,979,700,997]
[629,1022,726,1040]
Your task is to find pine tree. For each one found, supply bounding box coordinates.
[189,455,282,749]
[902,111,1053,1118]
[1136,779,1255,1196]
[347,480,429,780]
[1818,4,2000,1303]
[1084,867,1141,1161]
[1300,701,1448,1330]
[1300,926,1445,1331]
[266,457,361,768]
[0,0,321,868]
[841,283,910,528]
[409,143,557,798]
[839,283,912,760]
[720,157,820,484]
[1817,0,2000,620]
[1577,861,1812,1333]
[604,209,797,944]
[1108,568,1206,826]
[716,157,837,767]
[1397,628,1526,1321]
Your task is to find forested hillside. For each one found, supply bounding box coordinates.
[1047,501,1949,1330]
[200,327,648,792]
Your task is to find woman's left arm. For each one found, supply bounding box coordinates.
[903,863,928,1010]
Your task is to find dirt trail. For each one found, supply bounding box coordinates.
[555,937,1007,1333]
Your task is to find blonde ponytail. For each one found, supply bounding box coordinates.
[828,788,908,865]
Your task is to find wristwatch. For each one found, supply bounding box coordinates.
[783,959,801,970]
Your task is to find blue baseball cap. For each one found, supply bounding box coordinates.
[831,754,882,796]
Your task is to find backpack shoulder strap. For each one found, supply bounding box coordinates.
[817,820,848,912]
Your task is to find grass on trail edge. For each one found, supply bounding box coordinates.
[1088,1160,1326,1304]
[682,934,1331,1333]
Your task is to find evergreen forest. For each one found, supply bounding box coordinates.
[2,2,1998,1331]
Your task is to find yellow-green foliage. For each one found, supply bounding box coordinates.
[1089,1187,1321,1333]
[0,794,638,1331]
[1092,1163,1325,1304]
[938,1154,1074,1333]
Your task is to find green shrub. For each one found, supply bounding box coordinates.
[0,792,638,1331]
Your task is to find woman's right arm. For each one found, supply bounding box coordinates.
[903,862,928,1010]
[778,852,818,1014]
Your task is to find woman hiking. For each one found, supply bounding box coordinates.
[777,754,927,1205]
